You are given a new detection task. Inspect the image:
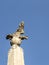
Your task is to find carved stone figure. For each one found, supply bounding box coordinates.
[6,21,28,65]
[6,22,28,46]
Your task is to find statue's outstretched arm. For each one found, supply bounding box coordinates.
[19,36,28,40]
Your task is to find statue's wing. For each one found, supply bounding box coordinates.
[19,22,24,29]
[15,22,24,34]
[6,34,13,39]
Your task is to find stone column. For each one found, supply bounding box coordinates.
[7,44,25,65]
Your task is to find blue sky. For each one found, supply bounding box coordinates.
[0,0,49,65]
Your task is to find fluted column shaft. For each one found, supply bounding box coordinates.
[7,44,25,65]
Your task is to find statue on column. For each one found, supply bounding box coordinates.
[6,21,28,65]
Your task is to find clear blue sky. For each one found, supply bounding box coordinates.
[0,0,49,65]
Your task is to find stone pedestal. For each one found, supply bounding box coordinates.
[7,44,25,65]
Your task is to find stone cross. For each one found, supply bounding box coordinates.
[6,21,28,65]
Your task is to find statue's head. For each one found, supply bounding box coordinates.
[16,28,24,34]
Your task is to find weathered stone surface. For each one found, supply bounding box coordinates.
[7,44,25,65]
[6,22,28,65]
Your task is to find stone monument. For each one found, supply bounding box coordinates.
[6,21,28,65]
